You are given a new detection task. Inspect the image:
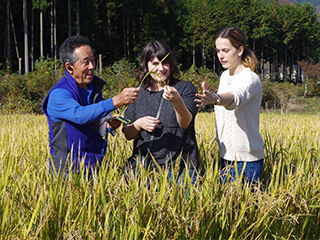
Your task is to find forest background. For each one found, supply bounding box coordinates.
[1,1,320,238]
[1,0,320,113]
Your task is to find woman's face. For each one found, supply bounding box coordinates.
[215,37,243,74]
[147,56,171,85]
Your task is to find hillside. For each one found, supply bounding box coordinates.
[293,0,320,6]
[278,0,294,4]
[282,0,320,13]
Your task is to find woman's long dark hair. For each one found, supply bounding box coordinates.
[215,26,258,72]
[137,41,180,88]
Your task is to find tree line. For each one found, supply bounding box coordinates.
[2,0,320,83]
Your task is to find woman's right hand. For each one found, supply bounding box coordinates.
[135,116,160,132]
[123,116,161,140]
[195,82,216,107]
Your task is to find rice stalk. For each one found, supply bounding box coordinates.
[0,113,320,238]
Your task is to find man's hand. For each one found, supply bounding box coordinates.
[107,114,122,130]
[112,87,140,108]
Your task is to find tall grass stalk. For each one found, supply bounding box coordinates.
[0,112,319,239]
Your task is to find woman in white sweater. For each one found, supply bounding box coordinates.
[195,26,264,186]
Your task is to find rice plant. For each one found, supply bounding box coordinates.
[0,112,319,239]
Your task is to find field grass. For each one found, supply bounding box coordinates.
[0,111,319,239]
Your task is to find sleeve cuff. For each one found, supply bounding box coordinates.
[104,98,117,113]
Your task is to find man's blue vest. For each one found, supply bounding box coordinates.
[42,71,106,174]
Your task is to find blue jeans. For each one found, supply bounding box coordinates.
[220,158,263,185]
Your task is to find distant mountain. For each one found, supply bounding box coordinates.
[292,0,320,6]
[278,0,293,5]
[279,0,320,14]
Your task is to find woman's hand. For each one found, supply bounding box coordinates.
[135,116,161,132]
[195,82,216,107]
[195,82,234,107]
[163,85,181,102]
[123,116,160,140]
[163,85,192,129]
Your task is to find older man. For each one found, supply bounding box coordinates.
[42,35,139,178]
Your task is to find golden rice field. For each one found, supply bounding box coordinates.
[0,111,319,239]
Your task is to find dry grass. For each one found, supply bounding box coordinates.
[0,112,319,239]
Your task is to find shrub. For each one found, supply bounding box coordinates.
[181,65,219,112]
[181,65,219,93]
[97,59,137,100]
[0,58,313,114]
[0,58,62,114]
[261,77,302,110]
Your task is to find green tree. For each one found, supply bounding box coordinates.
[94,0,181,66]
[176,0,215,69]
[277,2,320,82]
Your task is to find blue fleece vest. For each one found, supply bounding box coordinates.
[42,71,106,173]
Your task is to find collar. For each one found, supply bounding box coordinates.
[64,69,106,91]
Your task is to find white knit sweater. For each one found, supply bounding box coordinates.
[215,68,265,161]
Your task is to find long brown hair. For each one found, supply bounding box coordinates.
[137,41,180,88]
[215,27,258,72]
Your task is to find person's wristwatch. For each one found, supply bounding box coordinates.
[215,94,221,105]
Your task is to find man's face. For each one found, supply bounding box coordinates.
[71,45,96,89]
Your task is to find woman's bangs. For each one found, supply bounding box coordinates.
[156,50,170,63]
